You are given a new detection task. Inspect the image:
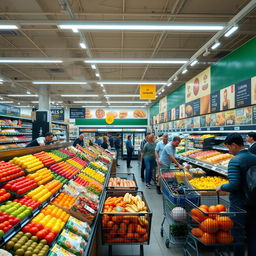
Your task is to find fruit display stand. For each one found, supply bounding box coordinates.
[183,189,246,256]
[0,143,114,256]
[106,173,138,191]
[99,191,152,256]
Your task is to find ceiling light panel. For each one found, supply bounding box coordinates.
[33,81,87,85]
[105,95,140,97]
[97,81,166,85]
[85,59,188,64]
[7,94,38,97]
[61,94,98,97]
[73,101,102,103]
[108,101,149,104]
[0,59,62,63]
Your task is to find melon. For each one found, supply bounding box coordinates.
[171,207,187,222]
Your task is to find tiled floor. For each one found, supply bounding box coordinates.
[98,160,185,256]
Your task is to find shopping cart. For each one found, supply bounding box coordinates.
[160,169,200,248]
[183,189,246,256]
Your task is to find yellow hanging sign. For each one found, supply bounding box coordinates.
[140,84,156,99]
[105,115,114,124]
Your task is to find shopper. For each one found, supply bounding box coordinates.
[159,136,183,169]
[73,134,84,147]
[101,136,109,150]
[108,133,114,149]
[216,133,256,256]
[246,132,256,154]
[94,134,102,146]
[114,133,121,167]
[140,133,150,181]
[141,134,156,188]
[125,135,134,168]
[26,132,54,147]
[155,134,169,194]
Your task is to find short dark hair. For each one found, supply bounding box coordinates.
[45,132,53,137]
[224,133,244,146]
[116,133,121,137]
[172,136,181,142]
[247,132,256,141]
[128,135,132,139]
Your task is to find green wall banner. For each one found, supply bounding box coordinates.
[75,119,148,126]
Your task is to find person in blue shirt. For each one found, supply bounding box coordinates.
[159,136,183,169]
[125,135,134,168]
[155,134,168,194]
[108,133,114,149]
[94,134,102,146]
[216,133,256,256]
[26,132,54,147]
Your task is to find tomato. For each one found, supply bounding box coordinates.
[30,227,39,235]
[45,232,55,243]
[0,224,5,230]
[0,189,5,196]
[22,225,30,233]
[34,223,44,230]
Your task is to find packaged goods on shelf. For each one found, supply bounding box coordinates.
[108,177,136,189]
[191,150,220,160]
[52,192,76,212]
[48,244,76,256]
[182,149,201,156]
[26,185,52,203]
[205,153,233,164]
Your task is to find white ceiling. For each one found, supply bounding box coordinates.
[0,0,255,108]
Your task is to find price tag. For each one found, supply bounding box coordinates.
[199,128,201,131]
[84,204,96,215]
[234,126,240,130]
[220,127,224,131]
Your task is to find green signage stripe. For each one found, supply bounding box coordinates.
[75,119,148,125]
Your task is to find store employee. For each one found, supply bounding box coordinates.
[26,132,54,147]
[73,134,84,147]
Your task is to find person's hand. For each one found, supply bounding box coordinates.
[178,164,183,170]
[157,160,162,166]
[216,185,222,192]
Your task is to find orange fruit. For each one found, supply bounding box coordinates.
[191,228,204,237]
[200,205,209,212]
[200,232,216,244]
[200,218,219,233]
[216,204,226,212]
[216,231,233,244]
[216,216,233,232]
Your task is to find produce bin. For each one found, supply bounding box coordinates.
[106,173,138,191]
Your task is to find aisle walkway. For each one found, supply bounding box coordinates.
[98,160,184,256]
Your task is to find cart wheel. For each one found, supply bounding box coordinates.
[165,238,170,248]
[160,227,164,237]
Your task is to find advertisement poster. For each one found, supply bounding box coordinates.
[159,96,167,113]
[200,94,210,115]
[194,116,200,128]
[185,67,211,103]
[140,84,156,99]
[225,110,236,126]
[85,108,147,119]
[0,104,20,116]
[251,76,256,104]
[175,106,180,120]
[185,99,200,117]
[210,91,220,113]
[253,106,256,124]
[167,109,172,121]
[200,115,206,128]
[216,112,226,126]
[220,85,235,111]
[236,106,252,125]
[70,108,85,119]
[235,79,251,108]
[51,108,64,121]
[210,113,216,127]
[179,104,186,119]
[186,118,192,129]
[171,108,176,121]
[164,111,167,122]
[160,112,164,123]
[205,114,211,127]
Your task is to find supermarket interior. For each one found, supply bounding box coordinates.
[1,0,256,256]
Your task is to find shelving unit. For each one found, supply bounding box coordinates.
[51,121,69,143]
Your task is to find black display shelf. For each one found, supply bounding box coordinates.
[0,126,32,129]
[0,140,30,145]
[0,133,32,136]
[0,114,31,121]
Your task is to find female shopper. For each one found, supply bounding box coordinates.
[101,136,109,150]
[141,134,156,188]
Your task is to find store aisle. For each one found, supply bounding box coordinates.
[98,160,184,256]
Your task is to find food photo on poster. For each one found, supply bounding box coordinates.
[225,110,236,126]
[200,94,210,115]
[251,76,256,104]
[236,106,252,125]
[216,112,226,126]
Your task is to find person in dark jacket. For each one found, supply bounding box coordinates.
[125,135,134,168]
[101,136,109,150]
[140,133,150,181]
[216,134,256,256]
[26,132,54,147]
[114,134,121,167]
[246,132,256,155]
[108,133,114,148]
[73,134,84,147]
[94,134,102,146]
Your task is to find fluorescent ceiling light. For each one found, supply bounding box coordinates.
[0,58,62,63]
[224,26,238,37]
[98,81,166,85]
[73,101,102,103]
[167,82,172,87]
[33,81,87,85]
[91,64,96,69]
[103,89,106,93]
[203,49,210,56]
[26,91,31,94]
[17,106,31,108]
[82,105,105,108]
[109,105,146,108]
[105,94,140,97]
[72,28,79,33]
[79,42,87,49]
[100,84,104,88]
[161,88,165,92]
[31,101,39,103]
[182,69,188,74]
[7,94,38,97]
[190,60,198,66]
[58,22,224,31]
[0,101,13,103]
[85,59,187,64]
[95,73,100,77]
[0,25,19,30]
[174,76,178,81]
[61,94,98,97]
[108,101,149,104]
[211,41,221,50]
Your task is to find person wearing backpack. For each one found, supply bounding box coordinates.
[216,133,256,256]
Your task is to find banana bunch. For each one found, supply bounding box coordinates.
[124,193,148,213]
[139,216,149,226]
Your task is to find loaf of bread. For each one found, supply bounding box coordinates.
[119,111,128,119]
[133,109,146,118]
[106,111,118,118]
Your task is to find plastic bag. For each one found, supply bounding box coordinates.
[48,244,76,256]
[66,216,91,240]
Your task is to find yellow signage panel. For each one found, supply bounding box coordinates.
[140,84,156,99]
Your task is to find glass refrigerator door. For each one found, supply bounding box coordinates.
[134,133,144,155]
[122,133,134,155]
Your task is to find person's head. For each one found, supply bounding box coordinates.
[45,132,54,142]
[172,136,181,147]
[162,134,168,144]
[103,136,108,142]
[147,134,155,143]
[224,133,244,155]
[95,134,99,139]
[107,133,111,137]
[224,89,228,100]
[116,133,121,138]
[79,134,84,140]
[145,132,151,141]
[127,135,132,140]
[246,132,256,144]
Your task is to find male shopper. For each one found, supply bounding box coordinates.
[114,133,121,167]
[159,136,183,169]
[140,133,150,181]
[26,132,54,147]
[108,133,114,149]
[125,135,134,168]
[155,134,169,194]
[73,134,84,147]
[94,134,102,146]
[246,132,256,154]
[216,134,256,256]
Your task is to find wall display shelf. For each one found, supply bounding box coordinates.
[51,121,69,143]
